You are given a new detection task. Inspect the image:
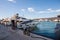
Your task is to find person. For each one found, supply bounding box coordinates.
[55,19,60,40]
[11,20,17,30]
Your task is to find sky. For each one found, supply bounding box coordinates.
[0,0,60,19]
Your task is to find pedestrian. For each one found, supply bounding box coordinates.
[11,20,17,30]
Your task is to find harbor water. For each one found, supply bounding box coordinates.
[32,21,57,39]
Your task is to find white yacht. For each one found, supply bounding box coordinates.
[17,20,39,29]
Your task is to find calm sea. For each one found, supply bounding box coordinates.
[32,21,57,39]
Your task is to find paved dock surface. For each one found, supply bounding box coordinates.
[0,24,53,40]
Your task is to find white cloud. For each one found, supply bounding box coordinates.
[56,9,60,12]
[21,9,26,12]
[20,8,60,14]
[28,8,35,12]
[38,8,53,13]
[8,0,16,3]
[47,8,52,11]
[38,8,60,13]
[38,11,50,13]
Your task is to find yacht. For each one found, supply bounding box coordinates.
[17,20,39,29]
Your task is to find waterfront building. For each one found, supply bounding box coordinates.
[34,15,60,22]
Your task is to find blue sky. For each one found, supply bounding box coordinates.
[0,0,60,19]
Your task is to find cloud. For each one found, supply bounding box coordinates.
[28,8,35,12]
[56,9,60,12]
[8,0,16,3]
[38,11,50,13]
[47,8,53,11]
[20,8,60,14]
[38,8,60,13]
[21,9,26,12]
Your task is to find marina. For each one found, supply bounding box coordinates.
[0,0,60,40]
[0,14,60,40]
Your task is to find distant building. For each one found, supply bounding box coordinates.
[34,15,60,22]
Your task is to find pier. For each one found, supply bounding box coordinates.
[0,24,53,40]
